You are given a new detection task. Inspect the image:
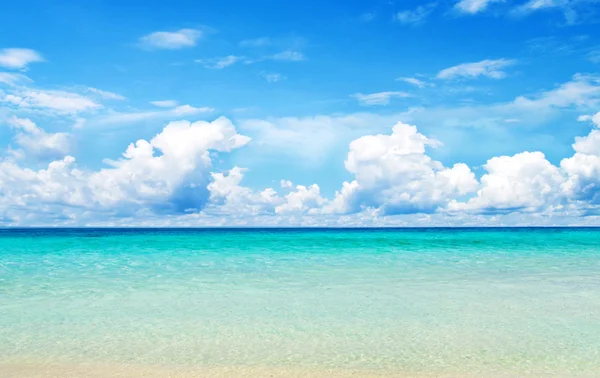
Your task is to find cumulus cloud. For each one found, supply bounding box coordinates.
[560,111,600,205]
[2,109,600,225]
[206,169,326,217]
[139,29,202,50]
[207,167,279,215]
[326,122,478,215]
[7,117,72,160]
[449,152,565,214]
[352,91,411,106]
[0,117,251,221]
[437,59,516,80]
[276,184,327,214]
[0,48,44,70]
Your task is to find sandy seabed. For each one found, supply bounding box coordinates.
[2,364,594,378]
[0,364,425,378]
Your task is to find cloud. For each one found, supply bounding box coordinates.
[197,55,244,69]
[150,100,178,108]
[0,72,33,87]
[86,87,126,100]
[7,117,72,160]
[261,72,285,83]
[437,59,517,80]
[0,117,251,221]
[511,0,600,25]
[207,167,280,215]
[139,29,202,50]
[96,105,214,126]
[449,151,564,214]
[397,77,433,88]
[510,74,600,110]
[454,0,503,14]
[270,51,305,61]
[206,168,325,217]
[239,37,271,47]
[396,3,437,25]
[352,91,411,106]
[2,111,600,225]
[275,184,327,215]
[1,89,102,114]
[0,48,44,70]
[326,122,478,215]
[560,111,600,205]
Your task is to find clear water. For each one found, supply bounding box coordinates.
[1,228,599,376]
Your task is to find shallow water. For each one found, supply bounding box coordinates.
[1,228,599,376]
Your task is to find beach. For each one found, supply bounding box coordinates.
[1,228,599,377]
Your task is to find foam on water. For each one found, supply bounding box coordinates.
[1,228,599,376]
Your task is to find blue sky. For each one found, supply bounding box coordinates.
[1,0,600,226]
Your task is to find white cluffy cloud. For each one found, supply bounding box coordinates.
[7,117,72,160]
[0,117,251,221]
[207,168,326,217]
[139,29,202,50]
[0,48,44,70]
[2,106,600,225]
[353,91,411,106]
[437,58,517,79]
[326,122,478,215]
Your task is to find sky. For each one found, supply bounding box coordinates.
[0,0,600,226]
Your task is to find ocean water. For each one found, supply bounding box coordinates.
[1,228,599,377]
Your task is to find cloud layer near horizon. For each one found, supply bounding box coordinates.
[1,111,599,226]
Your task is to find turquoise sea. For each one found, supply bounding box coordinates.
[1,228,599,377]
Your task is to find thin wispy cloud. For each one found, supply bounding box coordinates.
[0,72,33,86]
[397,77,433,88]
[139,28,202,50]
[197,55,244,69]
[261,72,285,83]
[150,100,179,107]
[396,3,437,25]
[352,91,411,106]
[239,37,271,47]
[87,87,126,101]
[437,59,517,80]
[454,0,503,14]
[96,105,214,126]
[271,51,305,61]
[0,48,44,70]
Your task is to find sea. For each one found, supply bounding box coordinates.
[1,228,599,377]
